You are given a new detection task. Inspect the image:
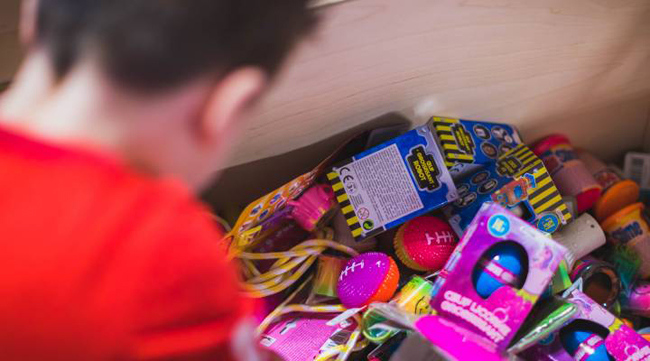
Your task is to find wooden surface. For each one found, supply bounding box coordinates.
[1,0,649,163]
[0,0,20,84]
[235,0,650,167]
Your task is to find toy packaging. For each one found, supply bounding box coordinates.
[226,144,344,251]
[624,152,650,204]
[522,289,650,361]
[430,203,569,351]
[445,143,572,235]
[260,315,358,360]
[532,134,602,214]
[601,203,650,279]
[226,126,403,251]
[328,124,457,241]
[508,297,578,354]
[414,315,510,360]
[429,116,523,180]
[225,117,650,361]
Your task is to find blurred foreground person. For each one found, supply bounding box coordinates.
[0,0,318,359]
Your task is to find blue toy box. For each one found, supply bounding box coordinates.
[328,124,457,241]
[429,116,522,180]
[444,144,572,235]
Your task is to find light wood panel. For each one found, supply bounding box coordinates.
[1,0,649,162]
[0,0,19,34]
[0,31,21,84]
[0,0,21,84]
[234,0,650,167]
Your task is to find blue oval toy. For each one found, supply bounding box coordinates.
[472,242,526,299]
[561,329,612,361]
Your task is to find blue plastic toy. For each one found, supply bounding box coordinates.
[561,329,612,361]
[472,242,526,299]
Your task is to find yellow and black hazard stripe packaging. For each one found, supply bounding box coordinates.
[444,143,572,235]
[429,116,523,181]
[327,124,458,242]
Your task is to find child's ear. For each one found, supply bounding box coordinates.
[20,0,39,46]
[199,67,267,145]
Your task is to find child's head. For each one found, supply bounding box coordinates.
[4,0,318,189]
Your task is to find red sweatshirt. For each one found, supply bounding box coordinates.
[0,126,252,360]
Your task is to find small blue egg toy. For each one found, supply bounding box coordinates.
[561,329,612,361]
[472,242,526,299]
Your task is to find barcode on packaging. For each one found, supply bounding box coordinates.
[625,152,650,190]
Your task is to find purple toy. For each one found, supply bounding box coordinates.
[337,252,400,308]
[626,282,650,317]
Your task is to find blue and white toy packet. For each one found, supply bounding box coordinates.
[429,116,523,180]
[327,124,458,241]
[444,144,572,236]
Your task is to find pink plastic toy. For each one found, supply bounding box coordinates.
[393,215,458,272]
[289,184,336,232]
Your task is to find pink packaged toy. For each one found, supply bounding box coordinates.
[414,315,511,360]
[522,289,650,361]
[260,316,357,360]
[430,203,568,351]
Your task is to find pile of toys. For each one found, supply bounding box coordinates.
[223,116,650,361]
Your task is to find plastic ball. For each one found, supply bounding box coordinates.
[337,252,399,308]
[472,242,526,299]
[393,216,458,272]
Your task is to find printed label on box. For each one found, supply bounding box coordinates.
[430,203,568,351]
[338,143,424,227]
[625,152,650,191]
[329,125,457,241]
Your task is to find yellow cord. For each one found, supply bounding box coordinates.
[237,236,358,298]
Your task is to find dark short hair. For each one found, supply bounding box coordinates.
[36,0,318,91]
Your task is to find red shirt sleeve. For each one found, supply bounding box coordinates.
[0,127,258,361]
[125,203,254,361]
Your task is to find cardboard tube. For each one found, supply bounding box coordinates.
[553,214,606,268]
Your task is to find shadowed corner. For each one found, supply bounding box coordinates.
[0,82,9,92]
[309,0,354,9]
[202,112,412,219]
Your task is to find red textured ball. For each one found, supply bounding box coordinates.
[394,216,458,272]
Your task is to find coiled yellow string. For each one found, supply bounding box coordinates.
[235,228,358,298]
[244,228,364,360]
[221,216,365,358]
